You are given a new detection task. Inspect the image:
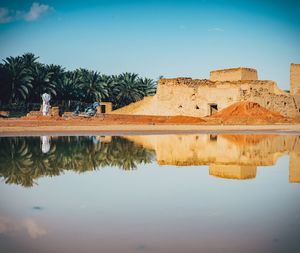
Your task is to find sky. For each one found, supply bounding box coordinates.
[0,0,299,89]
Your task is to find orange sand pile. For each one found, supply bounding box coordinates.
[209,101,286,123]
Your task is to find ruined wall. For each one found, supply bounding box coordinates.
[155,78,241,117]
[210,68,258,82]
[291,63,300,96]
[238,81,299,117]
[155,78,297,117]
[112,78,300,117]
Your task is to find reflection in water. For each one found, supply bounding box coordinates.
[0,136,155,187]
[126,134,300,182]
[1,134,300,253]
[41,136,50,154]
[0,216,47,239]
[0,134,299,187]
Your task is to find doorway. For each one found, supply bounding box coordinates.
[209,104,218,115]
[101,105,106,113]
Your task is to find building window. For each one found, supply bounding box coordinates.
[209,104,218,115]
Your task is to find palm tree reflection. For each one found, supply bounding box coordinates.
[0,136,155,187]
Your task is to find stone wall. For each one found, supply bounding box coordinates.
[156,79,242,117]
[291,63,300,95]
[237,81,299,117]
[112,67,300,118]
[210,67,258,81]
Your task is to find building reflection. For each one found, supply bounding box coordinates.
[125,134,300,183]
[0,134,299,187]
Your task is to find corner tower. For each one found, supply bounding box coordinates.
[210,67,258,81]
[290,63,300,95]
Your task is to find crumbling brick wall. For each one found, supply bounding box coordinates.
[112,66,300,118]
[238,81,299,117]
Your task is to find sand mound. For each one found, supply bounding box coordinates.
[111,97,154,114]
[210,101,285,123]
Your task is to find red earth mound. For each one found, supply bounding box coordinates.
[209,101,286,123]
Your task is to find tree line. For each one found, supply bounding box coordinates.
[0,53,157,110]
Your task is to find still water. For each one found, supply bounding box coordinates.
[0,134,300,253]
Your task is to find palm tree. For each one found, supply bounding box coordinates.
[79,69,108,103]
[46,64,65,88]
[139,77,157,96]
[28,63,56,103]
[112,72,144,108]
[21,52,39,69]
[1,56,33,103]
[55,70,81,109]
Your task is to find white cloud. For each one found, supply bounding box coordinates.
[24,2,51,21]
[208,27,225,32]
[0,8,13,24]
[0,2,52,24]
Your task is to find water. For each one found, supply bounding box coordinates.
[0,134,300,253]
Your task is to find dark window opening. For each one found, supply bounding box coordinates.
[284,102,287,106]
[210,134,218,141]
[101,105,106,113]
[195,105,199,109]
[178,105,183,109]
[209,104,218,115]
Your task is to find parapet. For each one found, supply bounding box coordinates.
[159,78,213,87]
[210,67,258,81]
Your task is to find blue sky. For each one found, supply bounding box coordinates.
[0,0,299,89]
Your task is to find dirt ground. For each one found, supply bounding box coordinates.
[1,101,300,134]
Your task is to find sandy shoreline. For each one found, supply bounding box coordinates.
[1,123,300,136]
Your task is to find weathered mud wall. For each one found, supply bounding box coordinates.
[210,68,258,81]
[112,78,300,117]
[291,63,300,96]
[111,66,300,117]
[238,81,299,117]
